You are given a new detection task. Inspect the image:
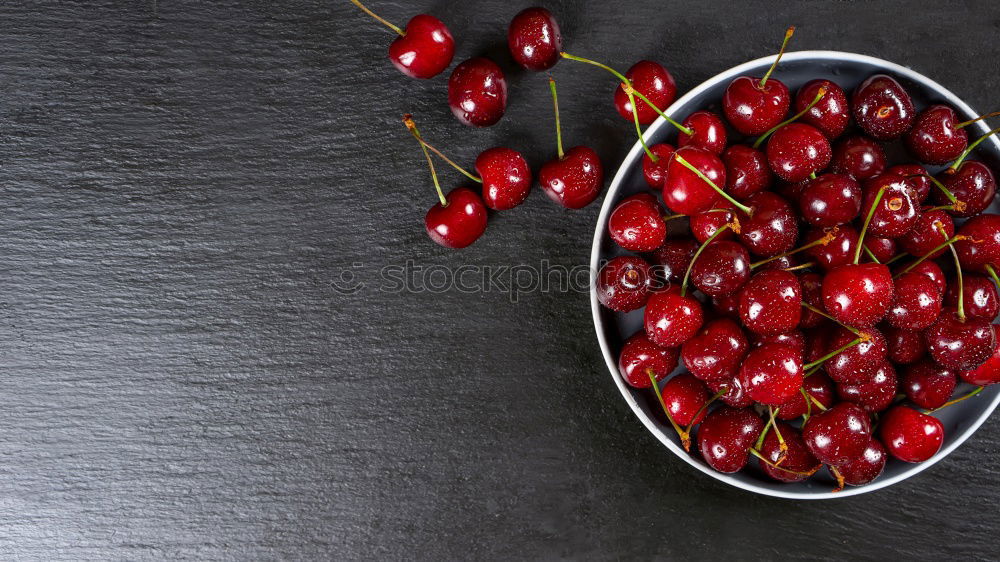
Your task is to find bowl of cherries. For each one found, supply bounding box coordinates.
[591,30,1000,498]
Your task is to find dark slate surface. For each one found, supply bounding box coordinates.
[2,0,1000,559]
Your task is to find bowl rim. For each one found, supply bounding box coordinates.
[589,49,1000,499]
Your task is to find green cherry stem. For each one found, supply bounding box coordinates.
[748,448,821,477]
[751,227,838,269]
[884,252,908,266]
[912,173,966,213]
[986,264,1000,289]
[807,392,829,412]
[548,77,564,159]
[803,338,863,371]
[647,369,691,450]
[759,26,796,89]
[684,388,727,435]
[681,223,733,297]
[949,125,1000,171]
[853,185,886,264]
[349,0,405,36]
[403,115,482,183]
[404,115,447,206]
[862,245,881,263]
[768,406,787,461]
[893,235,965,278]
[783,261,815,272]
[955,111,1000,129]
[621,82,658,161]
[938,224,967,321]
[673,154,753,215]
[800,301,864,337]
[928,386,984,413]
[752,84,828,149]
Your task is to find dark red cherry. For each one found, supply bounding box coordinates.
[910,261,947,295]
[925,308,996,369]
[678,111,728,155]
[697,407,764,473]
[955,214,1000,272]
[660,373,711,427]
[830,136,886,181]
[386,14,455,79]
[476,147,532,210]
[852,74,915,140]
[723,75,790,135]
[618,331,679,389]
[539,146,603,209]
[864,236,897,263]
[737,192,799,257]
[885,326,927,365]
[681,318,748,383]
[802,402,872,465]
[799,173,862,227]
[775,178,811,203]
[766,123,832,183]
[795,79,849,139]
[737,343,803,405]
[689,205,736,244]
[888,163,932,202]
[691,241,751,297]
[759,423,820,483]
[960,327,1000,385]
[934,161,996,218]
[507,7,562,71]
[706,376,753,408]
[738,270,802,336]
[751,330,805,356]
[644,287,704,347]
[879,405,944,463]
[425,187,488,249]
[902,360,957,410]
[887,271,943,330]
[596,256,652,312]
[642,143,676,189]
[723,144,772,199]
[614,60,676,125]
[837,360,897,413]
[861,174,920,238]
[898,209,954,259]
[905,104,968,165]
[651,238,697,283]
[448,57,507,127]
[776,371,836,420]
[609,193,667,252]
[798,272,826,328]
[821,263,894,328]
[805,225,857,271]
[663,146,726,215]
[945,274,999,321]
[824,325,888,384]
[833,439,887,486]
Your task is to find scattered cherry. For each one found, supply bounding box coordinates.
[507,7,563,71]
[425,187,488,249]
[350,0,455,79]
[615,60,677,125]
[448,57,508,127]
[539,78,603,208]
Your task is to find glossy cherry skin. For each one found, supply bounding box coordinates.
[852,74,915,140]
[776,371,836,420]
[697,406,765,473]
[539,146,603,209]
[689,205,736,244]
[887,271,943,330]
[802,402,872,466]
[448,57,507,127]
[824,325,888,384]
[759,423,820,483]
[834,439,887,486]
[738,343,803,405]
[723,75,790,135]
[706,376,753,408]
[887,163,932,202]
[681,318,748,382]
[955,214,1000,272]
[925,308,996,370]
[507,7,562,71]
[837,360,897,413]
[476,147,532,210]
[934,161,996,218]
[425,187,488,249]
[388,14,454,79]
[879,405,944,463]
[644,287,704,348]
[960,327,1000,385]
[861,173,920,239]
[691,241,751,298]
[738,270,802,336]
[678,111,728,155]
[737,192,799,257]
[723,145,772,199]
[902,360,957,410]
[864,236,897,263]
[642,143,675,189]
[798,273,825,328]
[618,331,679,389]
[885,327,927,365]
[615,60,676,125]
[821,263,893,328]
[596,256,652,312]
[766,123,832,183]
[945,275,999,321]
[799,173,862,227]
[805,225,857,271]
[910,261,947,295]
[609,193,666,252]
[660,373,711,427]
[795,79,849,139]
[751,330,805,354]
[650,238,696,283]
[898,209,953,259]
[830,136,886,181]
[663,146,726,215]
[905,104,968,165]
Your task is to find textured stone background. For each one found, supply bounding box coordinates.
[2,0,1000,559]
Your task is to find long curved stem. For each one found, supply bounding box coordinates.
[804,338,863,371]
[752,85,827,149]
[893,235,964,278]
[939,224,966,321]
[349,0,405,36]
[950,125,1000,171]
[548,78,564,159]
[986,264,1000,289]
[684,388,726,435]
[673,154,753,215]
[647,370,690,450]
[914,173,965,213]
[955,111,1000,129]
[854,186,885,264]
[404,115,447,206]
[622,82,657,161]
[759,26,795,89]
[751,227,837,269]
[800,301,863,337]
[929,386,984,413]
[681,223,732,297]
[403,115,481,183]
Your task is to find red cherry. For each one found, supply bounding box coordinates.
[926,308,996,369]
[887,271,943,330]
[614,60,676,125]
[660,373,711,427]
[448,57,508,127]
[751,330,805,355]
[888,163,932,202]
[910,260,947,295]
[738,270,802,336]
[662,146,726,215]
[852,74,915,140]
[723,75,790,135]
[945,274,999,321]
[861,174,920,239]
[830,136,887,181]
[833,439,887,486]
[897,209,954,259]
[642,143,676,189]
[798,272,826,328]
[618,331,679,389]
[596,256,652,312]
[722,144,772,199]
[712,293,741,320]
[425,187,488,249]
[689,205,736,244]
[934,161,996,218]
[836,360,898,413]
[821,263,894,327]
[905,104,968,165]
[650,238,697,283]
[678,111,728,155]
[737,192,799,257]
[802,402,872,466]
[804,225,858,272]
[507,7,562,71]
[902,360,957,410]
[539,146,604,209]
[476,147,532,210]
[776,371,836,420]
[799,173,862,227]
[885,326,928,365]
[955,214,1000,272]
[824,325,888,384]
[864,236,897,263]
[766,123,832,183]
[609,193,667,252]
[697,407,764,473]
[738,343,803,405]
[706,376,754,408]
[691,240,752,297]
[759,423,820,483]
[644,287,704,347]
[385,14,455,79]
[681,318,749,382]
[879,405,944,463]
[795,79,849,139]
[960,327,1000,385]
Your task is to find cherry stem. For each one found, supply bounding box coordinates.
[748,448,821,477]
[893,234,964,278]
[403,115,447,206]
[548,78,564,159]
[783,261,815,272]
[950,124,1000,171]
[830,465,845,493]
[681,223,733,297]
[349,0,405,36]
[938,224,966,321]
[673,154,753,215]
[758,26,795,89]
[804,364,822,378]
[752,84,827,149]
[807,392,829,412]
[621,82,658,161]
[646,370,691,450]
[802,387,813,421]
[402,115,482,184]
[986,264,1000,290]
[800,301,864,337]
[885,252,908,266]
[928,386,984,413]
[558,52,694,135]
[684,388,726,435]
[862,245,881,264]
[854,186,886,264]
[955,111,1000,129]
[664,213,686,222]
[804,337,863,371]
[751,226,837,269]
[914,173,964,210]
[768,406,787,463]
